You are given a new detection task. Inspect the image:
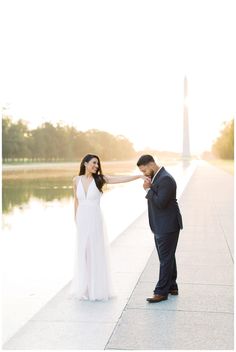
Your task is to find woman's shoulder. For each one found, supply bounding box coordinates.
[72,175,81,184]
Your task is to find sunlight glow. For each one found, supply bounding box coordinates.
[0,0,235,153]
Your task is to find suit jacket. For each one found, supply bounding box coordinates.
[145,167,183,234]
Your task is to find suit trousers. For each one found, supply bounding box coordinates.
[153,230,179,296]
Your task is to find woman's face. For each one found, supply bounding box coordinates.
[85,157,99,174]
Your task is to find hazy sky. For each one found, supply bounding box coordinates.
[1,0,235,153]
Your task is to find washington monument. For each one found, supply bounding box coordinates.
[182,76,191,158]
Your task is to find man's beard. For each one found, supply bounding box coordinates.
[149,170,155,179]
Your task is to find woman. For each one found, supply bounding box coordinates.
[69,154,145,301]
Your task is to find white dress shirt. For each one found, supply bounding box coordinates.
[145,166,163,193]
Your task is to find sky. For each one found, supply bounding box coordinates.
[1,0,235,153]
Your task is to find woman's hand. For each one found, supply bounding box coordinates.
[140,175,151,181]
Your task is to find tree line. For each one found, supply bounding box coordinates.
[212,119,234,159]
[2,117,136,162]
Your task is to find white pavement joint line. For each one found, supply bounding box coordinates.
[106,349,130,351]
[212,194,234,264]
[126,308,234,315]
[140,280,234,287]
[218,218,234,264]
[104,248,156,350]
[177,161,198,201]
[30,319,117,323]
[110,210,147,245]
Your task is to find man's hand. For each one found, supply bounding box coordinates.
[140,175,150,181]
[143,177,152,190]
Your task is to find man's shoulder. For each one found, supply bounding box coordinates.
[158,167,170,178]
[158,168,176,183]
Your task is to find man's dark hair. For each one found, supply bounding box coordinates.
[137,154,155,166]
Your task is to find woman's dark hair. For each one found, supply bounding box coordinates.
[78,154,106,192]
[137,154,155,166]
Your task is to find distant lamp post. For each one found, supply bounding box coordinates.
[182,76,191,159]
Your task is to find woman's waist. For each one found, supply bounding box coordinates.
[79,200,101,206]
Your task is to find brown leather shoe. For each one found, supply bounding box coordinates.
[146,294,168,303]
[168,289,179,295]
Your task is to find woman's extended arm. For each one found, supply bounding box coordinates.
[104,174,145,184]
[73,176,79,220]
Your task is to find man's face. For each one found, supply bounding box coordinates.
[138,163,155,178]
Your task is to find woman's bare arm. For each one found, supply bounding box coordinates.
[73,176,79,219]
[104,174,145,184]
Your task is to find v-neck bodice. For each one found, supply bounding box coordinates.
[76,176,101,204]
[80,177,94,198]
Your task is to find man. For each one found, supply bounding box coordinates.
[137,155,183,303]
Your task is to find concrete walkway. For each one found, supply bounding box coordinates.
[106,161,234,350]
[3,161,234,350]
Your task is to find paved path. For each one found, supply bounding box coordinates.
[3,161,234,350]
[106,161,234,350]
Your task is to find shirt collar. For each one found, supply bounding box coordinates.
[151,166,163,183]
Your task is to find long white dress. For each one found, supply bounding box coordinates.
[69,176,115,301]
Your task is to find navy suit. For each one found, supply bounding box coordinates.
[146,167,183,295]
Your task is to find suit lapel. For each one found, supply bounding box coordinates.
[152,167,165,184]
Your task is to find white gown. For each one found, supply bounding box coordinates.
[69,176,115,301]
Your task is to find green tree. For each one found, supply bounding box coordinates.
[30,123,59,161]
[2,117,136,162]
[85,130,135,160]
[2,117,31,161]
[114,135,136,160]
[2,116,12,161]
[212,119,234,159]
[63,126,92,160]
